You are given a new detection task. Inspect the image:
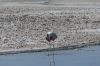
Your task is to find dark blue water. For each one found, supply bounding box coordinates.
[0,45,100,66]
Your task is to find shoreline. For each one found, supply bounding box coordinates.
[0,42,100,55]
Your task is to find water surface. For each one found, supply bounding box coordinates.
[0,45,100,66]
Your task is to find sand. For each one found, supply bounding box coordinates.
[0,2,100,54]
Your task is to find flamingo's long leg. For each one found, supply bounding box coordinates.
[53,41,55,66]
[48,42,51,66]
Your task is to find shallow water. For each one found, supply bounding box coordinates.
[0,45,100,66]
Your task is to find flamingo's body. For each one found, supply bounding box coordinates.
[46,32,57,42]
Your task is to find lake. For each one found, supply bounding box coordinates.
[0,45,100,66]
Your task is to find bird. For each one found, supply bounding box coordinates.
[46,32,57,48]
[46,32,57,66]
[46,32,57,42]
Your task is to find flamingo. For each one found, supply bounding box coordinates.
[46,32,57,66]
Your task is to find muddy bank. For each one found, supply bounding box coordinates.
[0,3,100,54]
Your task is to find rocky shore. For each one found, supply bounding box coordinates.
[0,3,100,54]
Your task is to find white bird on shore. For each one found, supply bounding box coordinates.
[46,31,57,66]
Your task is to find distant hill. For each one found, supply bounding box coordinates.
[0,0,100,4]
